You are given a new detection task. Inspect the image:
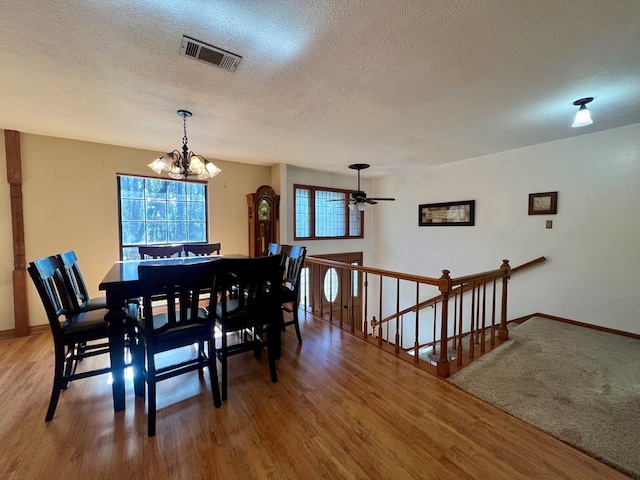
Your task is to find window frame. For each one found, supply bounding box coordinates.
[293,183,364,241]
[117,173,209,260]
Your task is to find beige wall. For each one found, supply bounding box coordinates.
[0,132,271,331]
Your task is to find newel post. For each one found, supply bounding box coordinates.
[498,259,511,341]
[5,130,30,336]
[436,269,452,377]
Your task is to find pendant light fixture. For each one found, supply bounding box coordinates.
[571,97,594,128]
[148,110,221,180]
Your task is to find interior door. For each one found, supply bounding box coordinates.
[311,252,362,331]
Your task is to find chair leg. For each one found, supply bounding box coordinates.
[45,383,62,422]
[78,341,88,358]
[62,345,78,389]
[147,353,156,437]
[198,341,205,377]
[207,339,222,408]
[221,330,228,401]
[130,334,145,398]
[293,301,302,343]
[282,302,303,343]
[46,344,66,421]
[253,326,263,358]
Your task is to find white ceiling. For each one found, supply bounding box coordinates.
[1,1,639,178]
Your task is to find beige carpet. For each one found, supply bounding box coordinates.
[448,317,640,479]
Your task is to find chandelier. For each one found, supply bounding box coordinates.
[148,109,221,180]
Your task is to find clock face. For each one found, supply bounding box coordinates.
[533,196,551,210]
[257,199,271,220]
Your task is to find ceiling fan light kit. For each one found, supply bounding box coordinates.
[347,163,395,206]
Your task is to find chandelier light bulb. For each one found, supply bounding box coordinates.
[148,110,221,180]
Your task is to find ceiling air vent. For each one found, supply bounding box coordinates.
[179,35,242,72]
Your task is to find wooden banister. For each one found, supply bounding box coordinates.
[511,256,546,274]
[302,254,546,378]
[451,266,504,286]
[304,256,441,286]
[373,256,546,327]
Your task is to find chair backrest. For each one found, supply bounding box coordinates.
[267,243,281,256]
[28,255,74,338]
[138,259,220,339]
[213,255,284,322]
[280,245,307,295]
[57,250,90,311]
[138,245,183,259]
[183,242,221,256]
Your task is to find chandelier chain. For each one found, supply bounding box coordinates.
[182,115,188,147]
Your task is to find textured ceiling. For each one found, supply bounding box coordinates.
[1,0,639,178]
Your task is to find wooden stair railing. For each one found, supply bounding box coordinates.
[374,256,547,340]
[302,256,546,378]
[400,257,546,366]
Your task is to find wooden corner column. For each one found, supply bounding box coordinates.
[5,130,30,336]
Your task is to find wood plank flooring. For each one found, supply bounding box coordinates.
[0,312,630,479]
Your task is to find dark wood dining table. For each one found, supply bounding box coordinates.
[99,255,224,411]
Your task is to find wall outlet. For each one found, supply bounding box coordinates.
[546,220,553,229]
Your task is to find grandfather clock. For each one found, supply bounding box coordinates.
[247,185,280,257]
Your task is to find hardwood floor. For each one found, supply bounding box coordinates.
[0,312,630,479]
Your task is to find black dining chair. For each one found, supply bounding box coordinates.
[182,243,222,305]
[138,245,183,259]
[134,259,222,436]
[212,255,284,401]
[267,242,281,256]
[57,250,107,313]
[280,245,307,343]
[28,255,138,421]
[183,242,221,256]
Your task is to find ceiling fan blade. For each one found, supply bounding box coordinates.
[346,164,397,206]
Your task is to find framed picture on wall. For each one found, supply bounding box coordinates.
[528,191,558,215]
[418,200,475,226]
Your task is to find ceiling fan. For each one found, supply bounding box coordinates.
[347,163,395,208]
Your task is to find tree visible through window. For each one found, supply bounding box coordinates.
[118,175,208,260]
[294,184,362,240]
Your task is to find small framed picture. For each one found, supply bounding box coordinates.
[528,192,557,215]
